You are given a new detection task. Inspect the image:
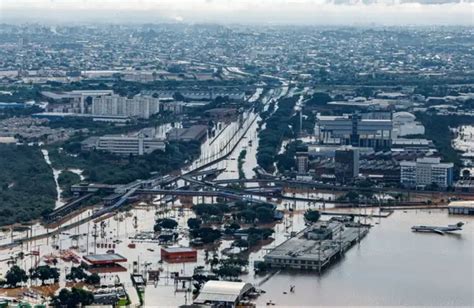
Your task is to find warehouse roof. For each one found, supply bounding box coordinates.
[194,280,253,304]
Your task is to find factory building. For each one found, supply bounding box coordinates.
[315,113,392,149]
[82,134,166,156]
[400,157,454,188]
[263,218,369,271]
[166,125,208,142]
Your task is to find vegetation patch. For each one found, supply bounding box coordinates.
[0,144,56,226]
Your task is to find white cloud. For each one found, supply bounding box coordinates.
[0,0,472,25]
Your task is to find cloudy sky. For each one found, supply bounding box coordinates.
[1,0,473,25]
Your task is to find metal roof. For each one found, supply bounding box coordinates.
[83,253,127,264]
[194,280,253,304]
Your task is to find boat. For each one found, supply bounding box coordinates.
[411,222,464,235]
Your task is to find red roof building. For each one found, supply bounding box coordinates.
[161,247,197,263]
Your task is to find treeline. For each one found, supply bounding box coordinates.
[417,112,474,175]
[257,96,299,172]
[276,140,307,174]
[0,144,56,226]
[49,140,201,185]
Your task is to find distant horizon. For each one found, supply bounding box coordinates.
[1,0,473,26]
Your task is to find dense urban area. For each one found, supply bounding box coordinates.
[0,23,473,307]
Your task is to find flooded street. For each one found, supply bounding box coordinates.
[41,149,65,209]
[1,88,473,307]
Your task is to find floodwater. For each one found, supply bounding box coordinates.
[254,210,474,307]
[41,149,65,209]
[2,87,473,306]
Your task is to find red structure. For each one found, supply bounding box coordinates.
[82,253,128,273]
[161,247,197,263]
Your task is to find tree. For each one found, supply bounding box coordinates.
[238,209,256,223]
[30,265,60,285]
[306,92,332,106]
[234,239,249,249]
[155,218,178,232]
[66,266,87,282]
[52,287,94,307]
[304,210,321,223]
[187,218,202,230]
[85,273,101,285]
[5,265,28,287]
[191,227,222,244]
[255,206,275,223]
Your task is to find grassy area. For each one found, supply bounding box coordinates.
[0,144,56,226]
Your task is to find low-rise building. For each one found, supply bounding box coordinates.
[194,280,255,307]
[82,134,166,156]
[161,247,197,263]
[167,125,208,142]
[448,201,474,215]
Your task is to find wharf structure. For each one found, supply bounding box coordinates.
[263,217,370,272]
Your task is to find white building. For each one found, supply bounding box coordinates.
[400,157,454,188]
[315,113,392,149]
[194,280,254,306]
[92,94,160,119]
[392,112,425,138]
[83,134,166,156]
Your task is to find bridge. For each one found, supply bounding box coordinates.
[44,193,94,222]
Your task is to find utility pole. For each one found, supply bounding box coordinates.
[86,222,90,255]
[339,224,343,255]
[318,239,322,274]
[93,223,98,254]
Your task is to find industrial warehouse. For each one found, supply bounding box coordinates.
[264,218,370,272]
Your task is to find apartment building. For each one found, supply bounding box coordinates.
[400,157,454,188]
[92,94,161,119]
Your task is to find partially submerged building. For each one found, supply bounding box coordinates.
[264,218,369,272]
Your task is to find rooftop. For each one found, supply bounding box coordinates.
[83,253,127,264]
[194,280,254,304]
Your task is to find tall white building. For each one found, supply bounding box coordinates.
[400,157,454,188]
[92,94,161,119]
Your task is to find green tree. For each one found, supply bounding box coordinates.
[187,218,202,230]
[52,287,94,307]
[85,273,101,285]
[155,218,178,231]
[5,265,28,287]
[30,265,60,285]
[255,206,274,223]
[304,210,321,223]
